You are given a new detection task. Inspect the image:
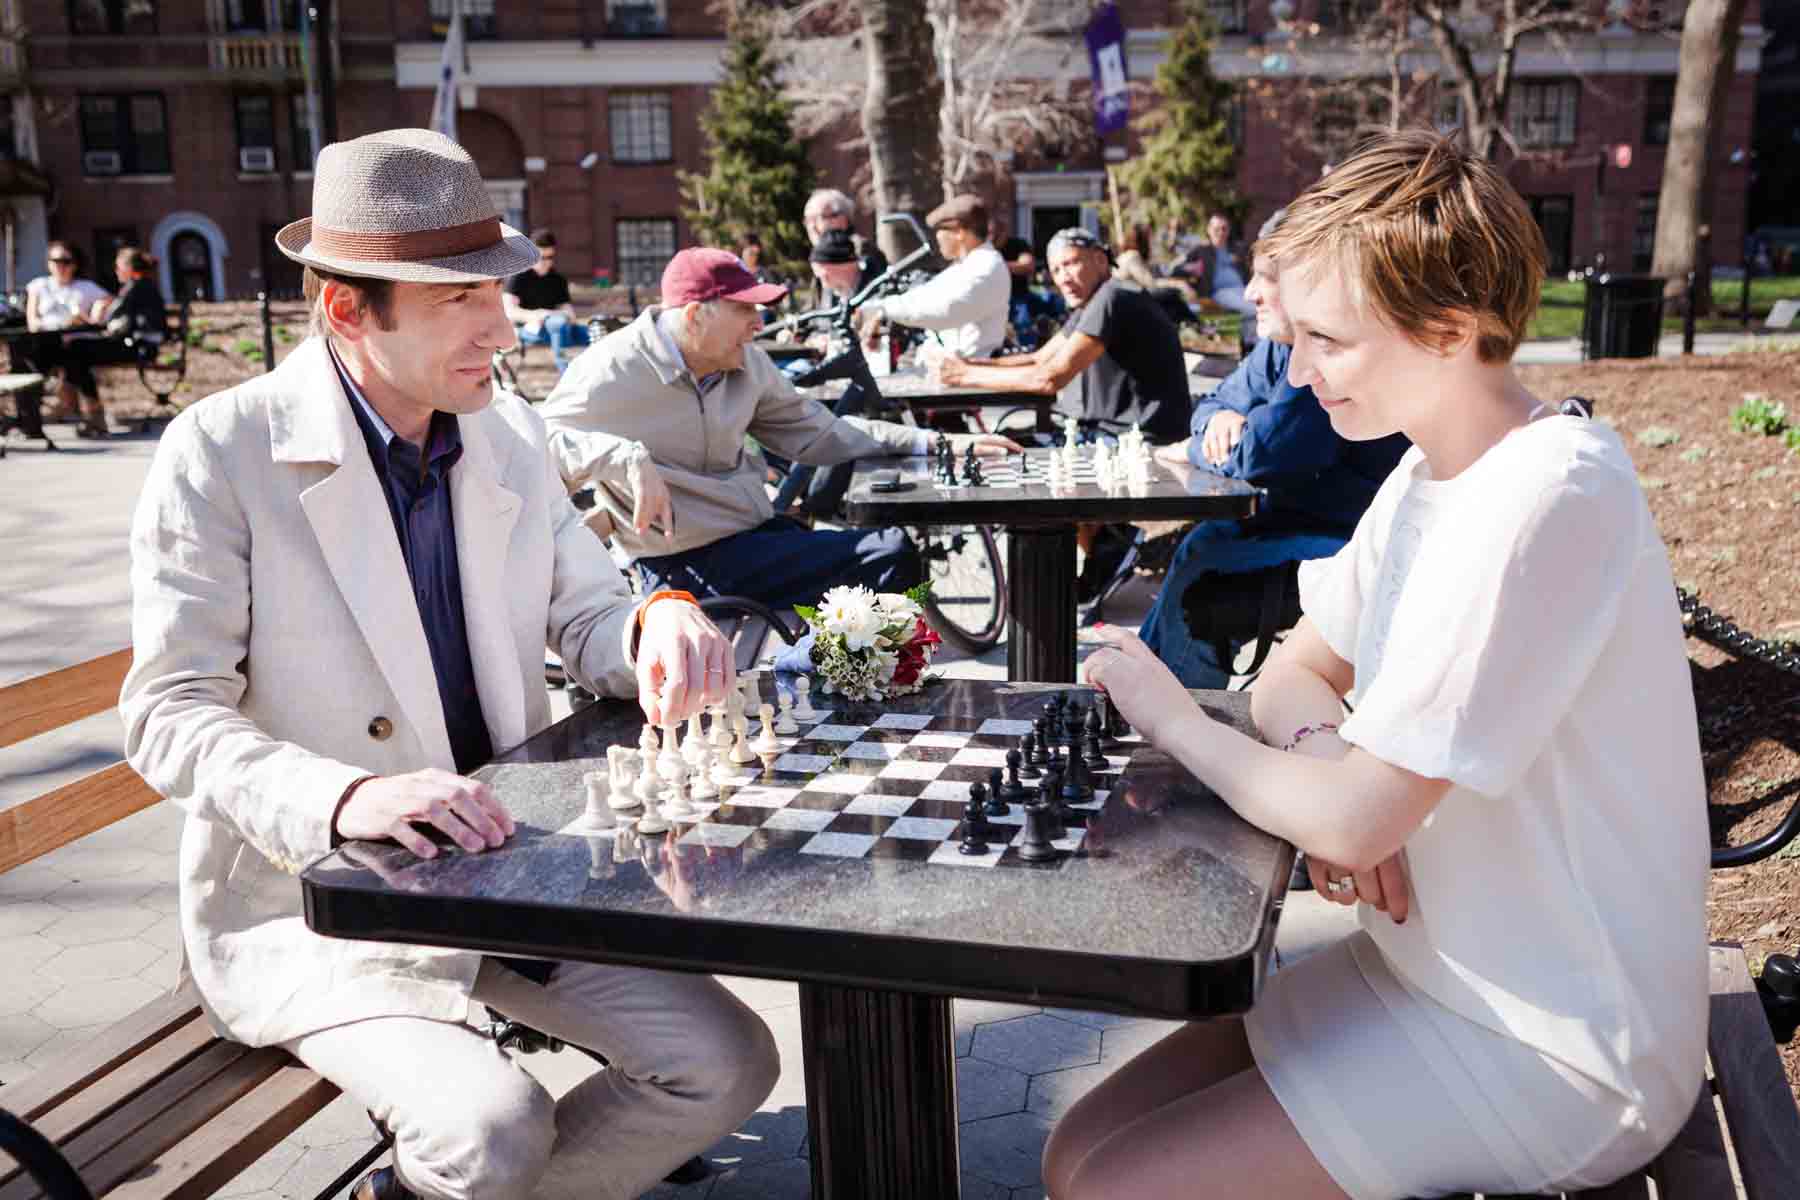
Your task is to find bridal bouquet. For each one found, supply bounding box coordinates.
[794,583,942,702]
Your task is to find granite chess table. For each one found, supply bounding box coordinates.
[303,677,1293,1200]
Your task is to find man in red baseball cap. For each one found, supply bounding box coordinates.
[540,246,1019,608]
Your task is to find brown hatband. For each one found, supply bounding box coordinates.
[308,215,503,261]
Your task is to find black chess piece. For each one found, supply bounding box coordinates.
[961,443,979,486]
[986,767,1011,816]
[1038,770,1067,840]
[1018,734,1041,779]
[1003,749,1027,800]
[1083,728,1108,772]
[1017,792,1060,863]
[1030,717,1052,763]
[1062,748,1091,806]
[960,783,991,855]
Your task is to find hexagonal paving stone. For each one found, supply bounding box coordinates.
[955,998,1042,1026]
[969,1014,1100,1076]
[276,1143,390,1200]
[34,974,163,1028]
[24,1022,110,1068]
[296,1093,387,1148]
[1025,1061,1114,1120]
[958,1110,1053,1190]
[703,1153,813,1200]
[0,1011,59,1063]
[956,1055,1029,1122]
[1098,1018,1181,1065]
[0,861,73,902]
[38,904,159,947]
[41,876,162,913]
[701,1104,807,1172]
[0,933,64,975]
[0,970,61,1018]
[960,1173,1010,1198]
[1042,1007,1154,1030]
[0,1058,32,1089]
[0,901,63,939]
[956,1025,974,1058]
[41,938,164,984]
[136,949,180,990]
[214,1137,304,1198]
[138,912,185,951]
[44,846,163,882]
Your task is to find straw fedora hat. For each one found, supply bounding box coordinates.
[275,128,538,284]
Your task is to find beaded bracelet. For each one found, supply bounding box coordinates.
[1280,722,1340,753]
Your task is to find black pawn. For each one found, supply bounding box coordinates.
[1062,748,1090,805]
[961,783,991,855]
[1017,794,1060,863]
[1019,734,1041,779]
[1039,770,1067,840]
[1083,728,1108,772]
[1003,749,1027,800]
[985,767,1011,816]
[1030,719,1051,764]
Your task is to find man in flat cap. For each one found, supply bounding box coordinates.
[803,187,887,305]
[539,247,1018,609]
[121,128,776,1200]
[857,193,1011,359]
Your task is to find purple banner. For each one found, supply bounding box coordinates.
[1085,2,1130,136]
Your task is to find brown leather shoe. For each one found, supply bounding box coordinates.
[349,1166,416,1200]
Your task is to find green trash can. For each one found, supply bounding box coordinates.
[1581,274,1665,359]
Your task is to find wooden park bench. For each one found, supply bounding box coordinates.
[0,651,387,1200]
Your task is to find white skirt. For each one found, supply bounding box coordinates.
[1243,932,1676,1200]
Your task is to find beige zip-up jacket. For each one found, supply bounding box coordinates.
[539,307,923,561]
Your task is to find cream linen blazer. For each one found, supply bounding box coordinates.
[121,337,644,1047]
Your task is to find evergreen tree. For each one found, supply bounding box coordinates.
[679,19,817,280]
[1115,0,1240,243]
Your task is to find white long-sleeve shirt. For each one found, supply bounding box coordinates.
[877,242,1010,358]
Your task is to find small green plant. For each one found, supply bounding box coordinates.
[1679,445,1710,463]
[1730,394,1789,436]
[275,327,295,343]
[185,331,206,348]
[233,339,260,357]
[1636,425,1680,448]
[1785,428,1800,455]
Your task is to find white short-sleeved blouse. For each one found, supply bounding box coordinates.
[1297,414,1708,1119]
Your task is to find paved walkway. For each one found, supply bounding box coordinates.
[0,417,1356,1199]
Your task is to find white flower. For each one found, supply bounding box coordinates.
[875,592,921,626]
[820,586,882,651]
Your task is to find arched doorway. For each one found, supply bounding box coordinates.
[169,232,213,302]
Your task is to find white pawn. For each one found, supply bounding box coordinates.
[661,755,693,818]
[753,703,781,754]
[635,788,669,834]
[633,727,660,802]
[775,691,799,735]
[729,713,756,764]
[691,746,718,799]
[792,675,818,721]
[658,721,683,777]
[709,701,733,749]
[683,714,706,765]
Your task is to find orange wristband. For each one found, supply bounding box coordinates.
[633,589,698,659]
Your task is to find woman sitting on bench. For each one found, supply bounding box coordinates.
[1060,130,1707,1200]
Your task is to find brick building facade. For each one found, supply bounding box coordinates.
[0,0,1765,303]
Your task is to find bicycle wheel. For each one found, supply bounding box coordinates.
[913,524,1007,654]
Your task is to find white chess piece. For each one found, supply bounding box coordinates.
[691,746,718,799]
[609,749,642,811]
[729,713,756,764]
[683,714,706,765]
[633,728,660,802]
[709,701,733,749]
[565,771,617,834]
[658,721,684,778]
[792,675,818,721]
[775,692,799,735]
[660,754,692,818]
[635,789,669,834]
[753,703,781,753]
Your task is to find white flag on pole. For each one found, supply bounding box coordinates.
[430,0,463,142]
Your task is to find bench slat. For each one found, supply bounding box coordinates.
[104,1064,341,1200]
[1705,943,1800,1200]
[29,1019,218,1149]
[0,651,131,750]
[0,990,199,1122]
[0,763,161,875]
[1649,1082,1734,1200]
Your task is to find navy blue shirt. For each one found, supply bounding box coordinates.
[330,345,494,774]
[1186,339,1410,536]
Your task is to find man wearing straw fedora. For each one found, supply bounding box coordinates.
[120,129,778,1200]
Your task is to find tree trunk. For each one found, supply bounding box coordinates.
[1650,0,1746,313]
[860,0,944,262]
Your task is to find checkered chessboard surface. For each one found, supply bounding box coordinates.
[604,706,1146,869]
[934,447,1159,491]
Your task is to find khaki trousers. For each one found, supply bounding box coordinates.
[282,958,779,1200]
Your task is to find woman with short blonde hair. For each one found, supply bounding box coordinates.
[1050,129,1707,1199]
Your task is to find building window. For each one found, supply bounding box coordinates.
[234,94,277,172]
[1208,0,1245,34]
[1633,192,1658,272]
[225,0,300,30]
[615,218,676,286]
[610,92,672,164]
[1644,76,1675,146]
[93,226,138,293]
[290,93,317,170]
[607,0,668,36]
[1511,80,1577,149]
[70,0,156,34]
[430,0,495,39]
[1528,194,1574,274]
[79,93,170,176]
[1315,0,1379,30]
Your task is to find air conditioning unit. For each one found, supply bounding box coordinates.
[83,150,122,175]
[239,146,275,173]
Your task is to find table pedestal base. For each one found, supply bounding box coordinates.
[1006,527,1078,682]
[800,982,959,1199]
